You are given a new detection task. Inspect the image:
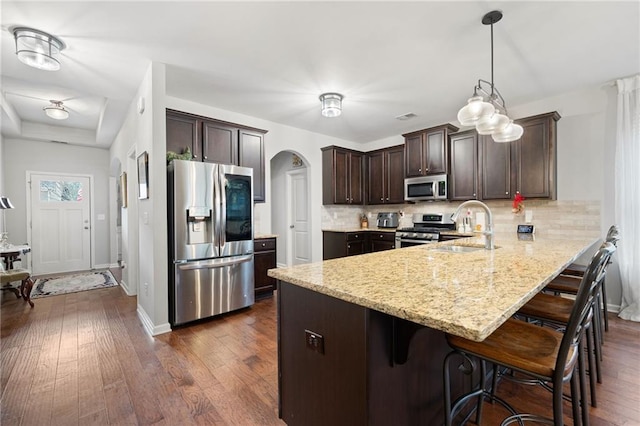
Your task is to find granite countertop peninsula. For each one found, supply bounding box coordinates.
[268,232,599,341]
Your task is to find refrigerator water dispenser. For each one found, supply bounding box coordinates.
[187,206,211,244]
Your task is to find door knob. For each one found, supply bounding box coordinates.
[289,225,294,229]
[84,226,89,229]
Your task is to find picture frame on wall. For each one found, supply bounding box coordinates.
[137,151,149,199]
[120,172,128,208]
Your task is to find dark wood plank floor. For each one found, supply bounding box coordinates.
[2,278,639,425]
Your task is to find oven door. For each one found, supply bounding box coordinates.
[395,237,438,249]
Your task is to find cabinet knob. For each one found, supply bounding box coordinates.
[193,154,197,159]
[355,235,359,238]
[262,243,266,247]
[386,198,389,201]
[506,192,509,195]
[204,155,208,160]
[380,198,384,201]
[348,245,351,249]
[473,193,476,197]
[425,168,429,172]
[418,168,422,172]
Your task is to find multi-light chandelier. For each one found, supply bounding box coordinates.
[457,10,523,143]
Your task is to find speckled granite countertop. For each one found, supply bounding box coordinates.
[268,233,599,341]
[255,234,278,239]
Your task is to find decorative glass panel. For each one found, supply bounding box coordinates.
[39,180,83,202]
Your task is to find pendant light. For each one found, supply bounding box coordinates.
[43,100,69,120]
[319,93,343,118]
[457,11,523,142]
[12,27,65,71]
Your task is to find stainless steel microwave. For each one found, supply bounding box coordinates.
[404,174,448,201]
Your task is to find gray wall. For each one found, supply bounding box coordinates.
[2,138,112,268]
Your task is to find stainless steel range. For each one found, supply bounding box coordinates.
[395,213,456,248]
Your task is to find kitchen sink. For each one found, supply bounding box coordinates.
[429,245,487,253]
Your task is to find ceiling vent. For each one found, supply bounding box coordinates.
[395,113,417,121]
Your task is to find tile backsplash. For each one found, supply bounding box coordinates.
[322,200,601,238]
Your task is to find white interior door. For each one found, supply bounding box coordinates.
[30,173,91,275]
[287,169,310,266]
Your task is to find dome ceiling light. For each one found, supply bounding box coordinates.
[12,27,65,71]
[319,93,343,118]
[43,100,69,120]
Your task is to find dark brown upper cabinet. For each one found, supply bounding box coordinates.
[366,145,404,205]
[479,133,512,200]
[476,111,560,201]
[449,130,478,201]
[403,124,458,177]
[166,109,267,202]
[322,146,364,205]
[513,112,560,199]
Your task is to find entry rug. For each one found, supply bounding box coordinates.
[31,270,118,299]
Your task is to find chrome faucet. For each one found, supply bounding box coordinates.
[451,200,494,250]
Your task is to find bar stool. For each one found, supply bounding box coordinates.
[443,243,615,426]
[547,225,619,335]
[516,242,616,420]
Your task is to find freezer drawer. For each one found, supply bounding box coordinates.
[171,254,255,326]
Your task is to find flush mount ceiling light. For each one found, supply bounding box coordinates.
[43,100,69,120]
[457,11,523,143]
[319,93,343,118]
[12,27,65,71]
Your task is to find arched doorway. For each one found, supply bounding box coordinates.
[270,151,311,267]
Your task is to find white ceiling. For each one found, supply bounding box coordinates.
[1,1,639,149]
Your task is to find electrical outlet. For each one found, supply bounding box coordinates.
[305,330,325,354]
[144,282,149,296]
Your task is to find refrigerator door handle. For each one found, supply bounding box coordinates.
[177,255,253,271]
[219,170,227,247]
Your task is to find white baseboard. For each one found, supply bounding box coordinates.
[137,304,172,336]
[277,262,287,268]
[94,263,112,270]
[119,280,137,296]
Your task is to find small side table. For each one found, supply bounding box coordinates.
[0,244,31,270]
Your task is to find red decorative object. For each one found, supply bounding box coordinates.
[512,191,525,214]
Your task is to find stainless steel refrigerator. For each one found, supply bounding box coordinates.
[168,159,254,326]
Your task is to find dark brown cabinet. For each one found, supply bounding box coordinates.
[166,112,200,160]
[322,146,364,205]
[449,130,478,201]
[202,120,238,164]
[166,109,267,202]
[480,111,560,200]
[369,232,396,252]
[254,237,277,298]
[323,231,396,259]
[403,124,458,177]
[366,145,404,205]
[480,133,512,200]
[239,130,265,202]
[513,112,560,199]
[323,231,368,260]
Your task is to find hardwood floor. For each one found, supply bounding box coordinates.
[1,279,639,425]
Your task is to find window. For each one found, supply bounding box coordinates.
[39,180,83,202]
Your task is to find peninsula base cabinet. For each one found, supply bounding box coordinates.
[277,282,475,425]
[323,231,395,260]
[254,238,277,299]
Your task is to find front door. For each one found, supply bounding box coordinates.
[30,173,92,275]
[287,169,310,266]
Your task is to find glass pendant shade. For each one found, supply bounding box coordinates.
[476,111,510,135]
[43,101,69,120]
[319,93,343,118]
[492,121,524,143]
[457,95,495,126]
[13,27,65,71]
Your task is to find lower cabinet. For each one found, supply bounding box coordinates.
[254,237,277,299]
[369,232,396,252]
[323,231,395,260]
